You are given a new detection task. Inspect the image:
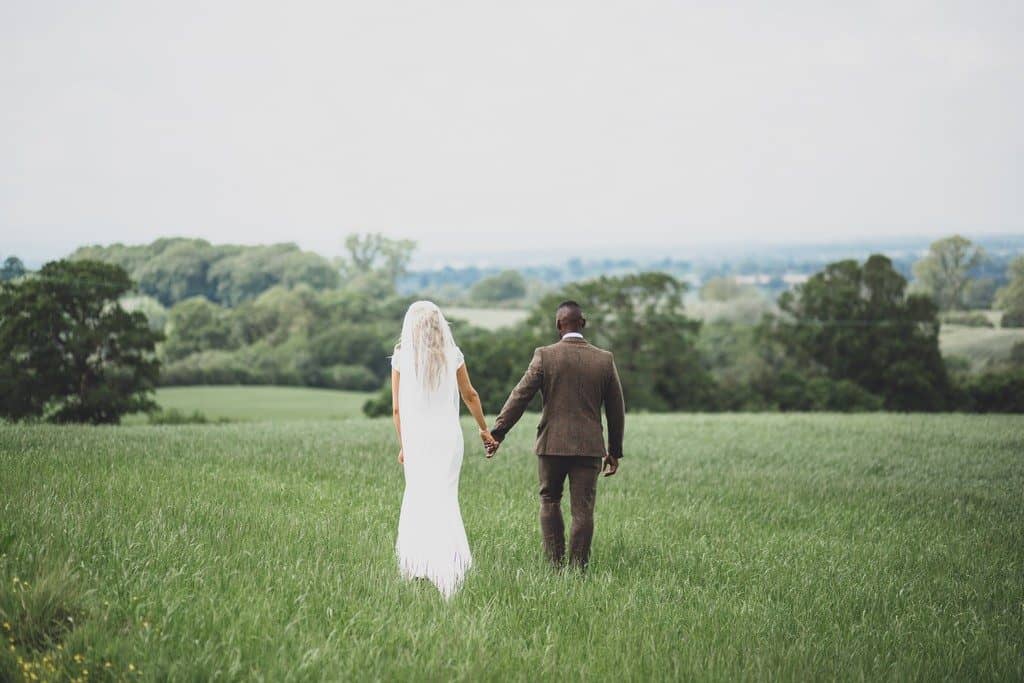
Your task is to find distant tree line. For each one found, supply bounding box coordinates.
[63,234,1021,323]
[398,235,1024,313]
[2,235,1023,423]
[367,254,1024,417]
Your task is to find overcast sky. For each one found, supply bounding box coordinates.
[2,0,1022,266]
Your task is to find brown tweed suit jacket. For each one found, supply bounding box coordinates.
[490,337,625,458]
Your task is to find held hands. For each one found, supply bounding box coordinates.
[397,448,404,465]
[602,453,619,477]
[479,429,499,458]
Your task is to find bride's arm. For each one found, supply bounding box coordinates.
[456,363,495,445]
[391,369,403,462]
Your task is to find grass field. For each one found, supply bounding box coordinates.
[2,414,1023,681]
[939,324,1024,370]
[443,307,529,331]
[124,386,373,424]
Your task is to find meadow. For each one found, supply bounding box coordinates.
[1,412,1023,681]
[125,386,372,424]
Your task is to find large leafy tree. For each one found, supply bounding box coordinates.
[912,235,986,311]
[0,260,162,423]
[770,254,950,410]
[528,272,713,411]
[337,233,416,297]
[208,244,340,306]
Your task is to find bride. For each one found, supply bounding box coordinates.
[390,301,496,598]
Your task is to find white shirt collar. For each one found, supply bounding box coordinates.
[561,332,584,340]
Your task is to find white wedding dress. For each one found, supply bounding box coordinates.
[392,343,472,599]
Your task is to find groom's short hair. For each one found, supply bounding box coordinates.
[557,300,583,320]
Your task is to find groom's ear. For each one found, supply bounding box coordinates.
[580,317,587,330]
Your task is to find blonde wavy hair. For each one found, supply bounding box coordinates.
[396,301,457,393]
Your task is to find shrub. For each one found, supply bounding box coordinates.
[959,370,1024,412]
[769,372,883,412]
[1001,309,1024,328]
[805,378,885,412]
[160,350,257,385]
[362,382,392,418]
[1010,341,1024,367]
[235,342,308,386]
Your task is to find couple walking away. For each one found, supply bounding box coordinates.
[390,299,626,598]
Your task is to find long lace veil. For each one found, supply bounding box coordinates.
[396,301,459,412]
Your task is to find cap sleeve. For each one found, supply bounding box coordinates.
[452,345,465,369]
[390,346,401,372]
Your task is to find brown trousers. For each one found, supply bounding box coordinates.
[537,455,602,569]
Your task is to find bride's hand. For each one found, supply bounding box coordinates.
[397,448,404,465]
[479,429,498,457]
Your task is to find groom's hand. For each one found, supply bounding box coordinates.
[602,454,619,477]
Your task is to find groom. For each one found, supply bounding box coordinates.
[486,300,625,570]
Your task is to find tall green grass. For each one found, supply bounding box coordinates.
[1,414,1022,681]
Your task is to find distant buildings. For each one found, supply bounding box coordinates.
[731,273,809,286]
